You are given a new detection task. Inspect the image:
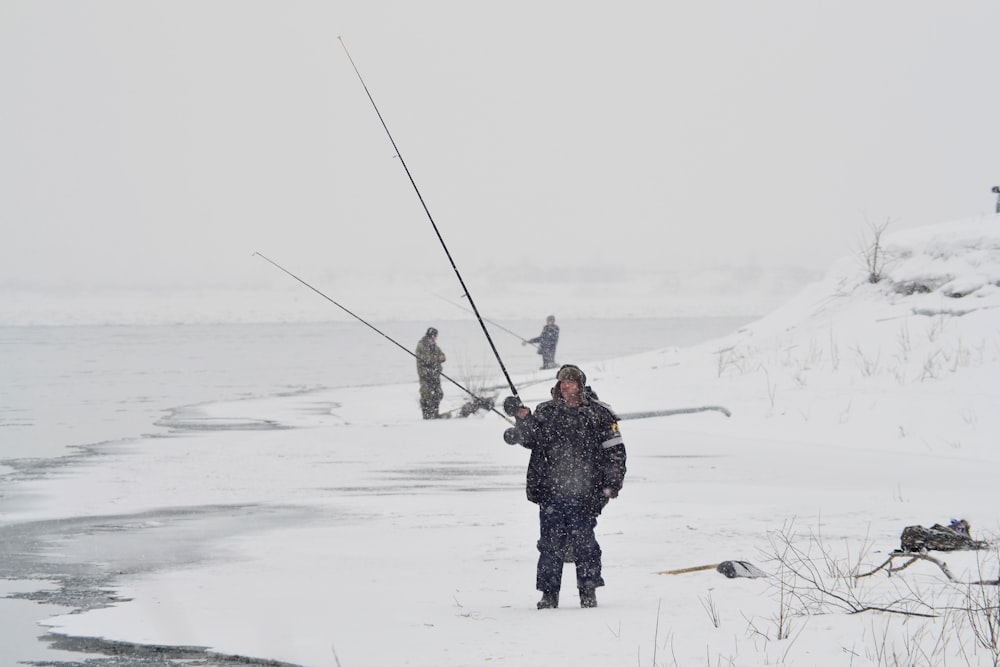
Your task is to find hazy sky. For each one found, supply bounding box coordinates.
[3,1,999,297]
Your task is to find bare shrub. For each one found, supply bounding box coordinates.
[700,591,721,628]
[829,327,841,371]
[761,367,777,409]
[852,344,882,377]
[715,345,751,378]
[858,218,892,284]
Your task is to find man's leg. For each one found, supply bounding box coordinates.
[566,509,604,605]
[420,384,438,419]
[536,504,569,603]
[429,383,443,418]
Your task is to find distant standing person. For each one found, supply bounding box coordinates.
[993,185,1000,214]
[504,364,626,609]
[415,327,446,419]
[525,315,560,370]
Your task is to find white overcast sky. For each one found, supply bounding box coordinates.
[3,1,999,295]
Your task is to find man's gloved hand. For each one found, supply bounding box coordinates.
[503,396,523,417]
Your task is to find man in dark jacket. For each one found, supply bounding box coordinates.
[507,364,626,609]
[415,327,446,419]
[525,315,559,370]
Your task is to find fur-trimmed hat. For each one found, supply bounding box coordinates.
[551,364,587,402]
[556,364,586,386]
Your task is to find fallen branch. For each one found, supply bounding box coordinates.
[857,550,1000,585]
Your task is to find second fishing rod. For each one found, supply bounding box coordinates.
[338,37,522,406]
[254,252,510,423]
[434,294,539,350]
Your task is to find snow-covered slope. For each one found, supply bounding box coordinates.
[577,215,1000,461]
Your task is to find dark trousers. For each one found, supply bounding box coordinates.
[536,499,604,592]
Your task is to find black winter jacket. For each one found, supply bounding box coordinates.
[514,386,626,516]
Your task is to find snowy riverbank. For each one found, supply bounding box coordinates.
[4,215,1000,666]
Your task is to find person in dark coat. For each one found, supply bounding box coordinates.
[506,364,626,609]
[525,315,560,370]
[415,327,446,419]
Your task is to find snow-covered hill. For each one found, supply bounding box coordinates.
[571,215,1000,462]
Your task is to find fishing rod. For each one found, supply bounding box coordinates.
[433,294,539,350]
[253,252,511,424]
[338,37,521,402]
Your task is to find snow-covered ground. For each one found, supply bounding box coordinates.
[5,215,1000,666]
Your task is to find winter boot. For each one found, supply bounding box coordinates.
[536,591,559,609]
[579,587,597,608]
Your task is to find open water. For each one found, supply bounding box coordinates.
[0,317,751,463]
